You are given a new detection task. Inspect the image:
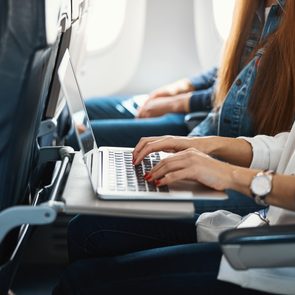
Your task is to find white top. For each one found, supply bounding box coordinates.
[217,121,295,294]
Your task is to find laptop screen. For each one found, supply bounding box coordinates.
[58,49,101,192]
[58,50,97,156]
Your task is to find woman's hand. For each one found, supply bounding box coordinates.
[133,136,254,168]
[135,78,195,118]
[136,93,192,118]
[133,135,215,165]
[143,147,295,211]
[149,78,195,99]
[133,135,208,165]
[144,148,234,191]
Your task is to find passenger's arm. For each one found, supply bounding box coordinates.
[189,87,214,112]
[137,68,218,118]
[144,148,295,211]
[148,79,195,99]
[136,87,214,118]
[136,92,193,118]
[133,136,253,167]
[133,132,289,170]
[189,67,218,90]
[230,166,295,211]
[147,67,217,99]
[239,133,289,171]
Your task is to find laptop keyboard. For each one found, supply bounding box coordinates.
[107,151,169,193]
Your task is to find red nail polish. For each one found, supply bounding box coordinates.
[144,173,152,180]
[154,179,161,186]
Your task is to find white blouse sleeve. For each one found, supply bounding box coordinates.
[239,132,289,171]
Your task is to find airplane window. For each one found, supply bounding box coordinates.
[86,0,127,52]
[212,0,235,41]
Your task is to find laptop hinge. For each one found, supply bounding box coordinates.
[37,118,57,138]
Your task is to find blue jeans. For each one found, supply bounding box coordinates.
[67,214,199,262]
[67,192,261,263]
[66,96,189,148]
[53,215,268,295]
[66,190,262,263]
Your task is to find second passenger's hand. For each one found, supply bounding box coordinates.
[149,78,195,99]
[136,93,192,118]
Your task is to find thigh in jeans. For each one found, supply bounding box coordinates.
[67,214,199,262]
[53,242,270,295]
[85,96,134,120]
[91,113,188,147]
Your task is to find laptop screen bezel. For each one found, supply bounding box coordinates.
[58,49,100,192]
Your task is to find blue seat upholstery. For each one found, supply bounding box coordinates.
[0,0,72,292]
[0,0,59,210]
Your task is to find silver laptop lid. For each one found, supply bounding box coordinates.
[58,49,99,190]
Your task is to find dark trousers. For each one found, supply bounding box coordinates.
[53,214,268,295]
[66,96,189,149]
[57,96,266,294]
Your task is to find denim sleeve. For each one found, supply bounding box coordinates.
[188,110,219,137]
[189,87,214,112]
[189,67,218,90]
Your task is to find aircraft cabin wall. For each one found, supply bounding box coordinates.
[76,0,235,99]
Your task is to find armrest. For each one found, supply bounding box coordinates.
[184,112,208,131]
[219,225,295,270]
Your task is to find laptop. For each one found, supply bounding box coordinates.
[121,94,148,116]
[58,49,227,201]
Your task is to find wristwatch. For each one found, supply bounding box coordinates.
[250,170,274,206]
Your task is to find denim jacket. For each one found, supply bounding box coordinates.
[190,0,284,137]
[189,67,217,112]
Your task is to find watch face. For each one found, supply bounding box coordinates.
[251,175,271,196]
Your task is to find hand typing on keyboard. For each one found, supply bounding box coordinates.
[108,151,168,193]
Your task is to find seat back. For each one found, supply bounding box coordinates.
[0,0,72,292]
[0,0,57,210]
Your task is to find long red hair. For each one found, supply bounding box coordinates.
[215,0,295,135]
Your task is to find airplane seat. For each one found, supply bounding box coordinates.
[219,224,295,270]
[0,0,73,293]
[43,0,89,148]
[184,111,209,131]
[0,0,60,211]
[69,0,89,71]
